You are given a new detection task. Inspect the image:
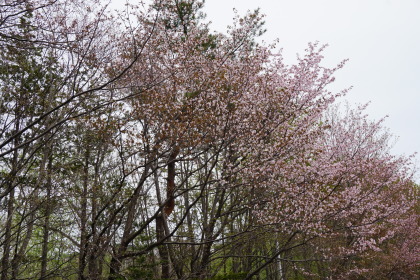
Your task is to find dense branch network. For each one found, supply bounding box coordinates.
[0,1,417,280]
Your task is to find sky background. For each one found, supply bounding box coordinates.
[203,0,420,179]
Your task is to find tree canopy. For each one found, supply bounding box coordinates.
[0,1,418,279]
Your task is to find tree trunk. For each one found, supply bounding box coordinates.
[156,215,171,279]
[78,148,90,280]
[1,119,20,280]
[1,189,15,280]
[157,147,179,279]
[108,163,151,280]
[41,155,53,279]
[88,150,103,280]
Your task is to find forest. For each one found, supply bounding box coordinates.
[0,0,418,279]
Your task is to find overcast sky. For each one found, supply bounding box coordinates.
[204,0,420,178]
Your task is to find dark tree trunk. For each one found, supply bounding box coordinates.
[156,215,171,279]
[41,155,53,279]
[1,119,20,280]
[78,148,90,280]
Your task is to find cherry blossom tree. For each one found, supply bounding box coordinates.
[0,0,417,279]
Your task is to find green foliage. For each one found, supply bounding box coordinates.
[209,272,248,280]
[0,1,417,280]
[112,255,155,280]
[159,0,205,34]
[184,90,201,99]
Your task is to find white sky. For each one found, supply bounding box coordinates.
[204,0,420,178]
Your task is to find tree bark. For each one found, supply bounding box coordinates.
[41,155,53,279]
[108,162,151,280]
[156,147,179,279]
[78,147,90,280]
[1,118,20,280]
[1,189,15,280]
